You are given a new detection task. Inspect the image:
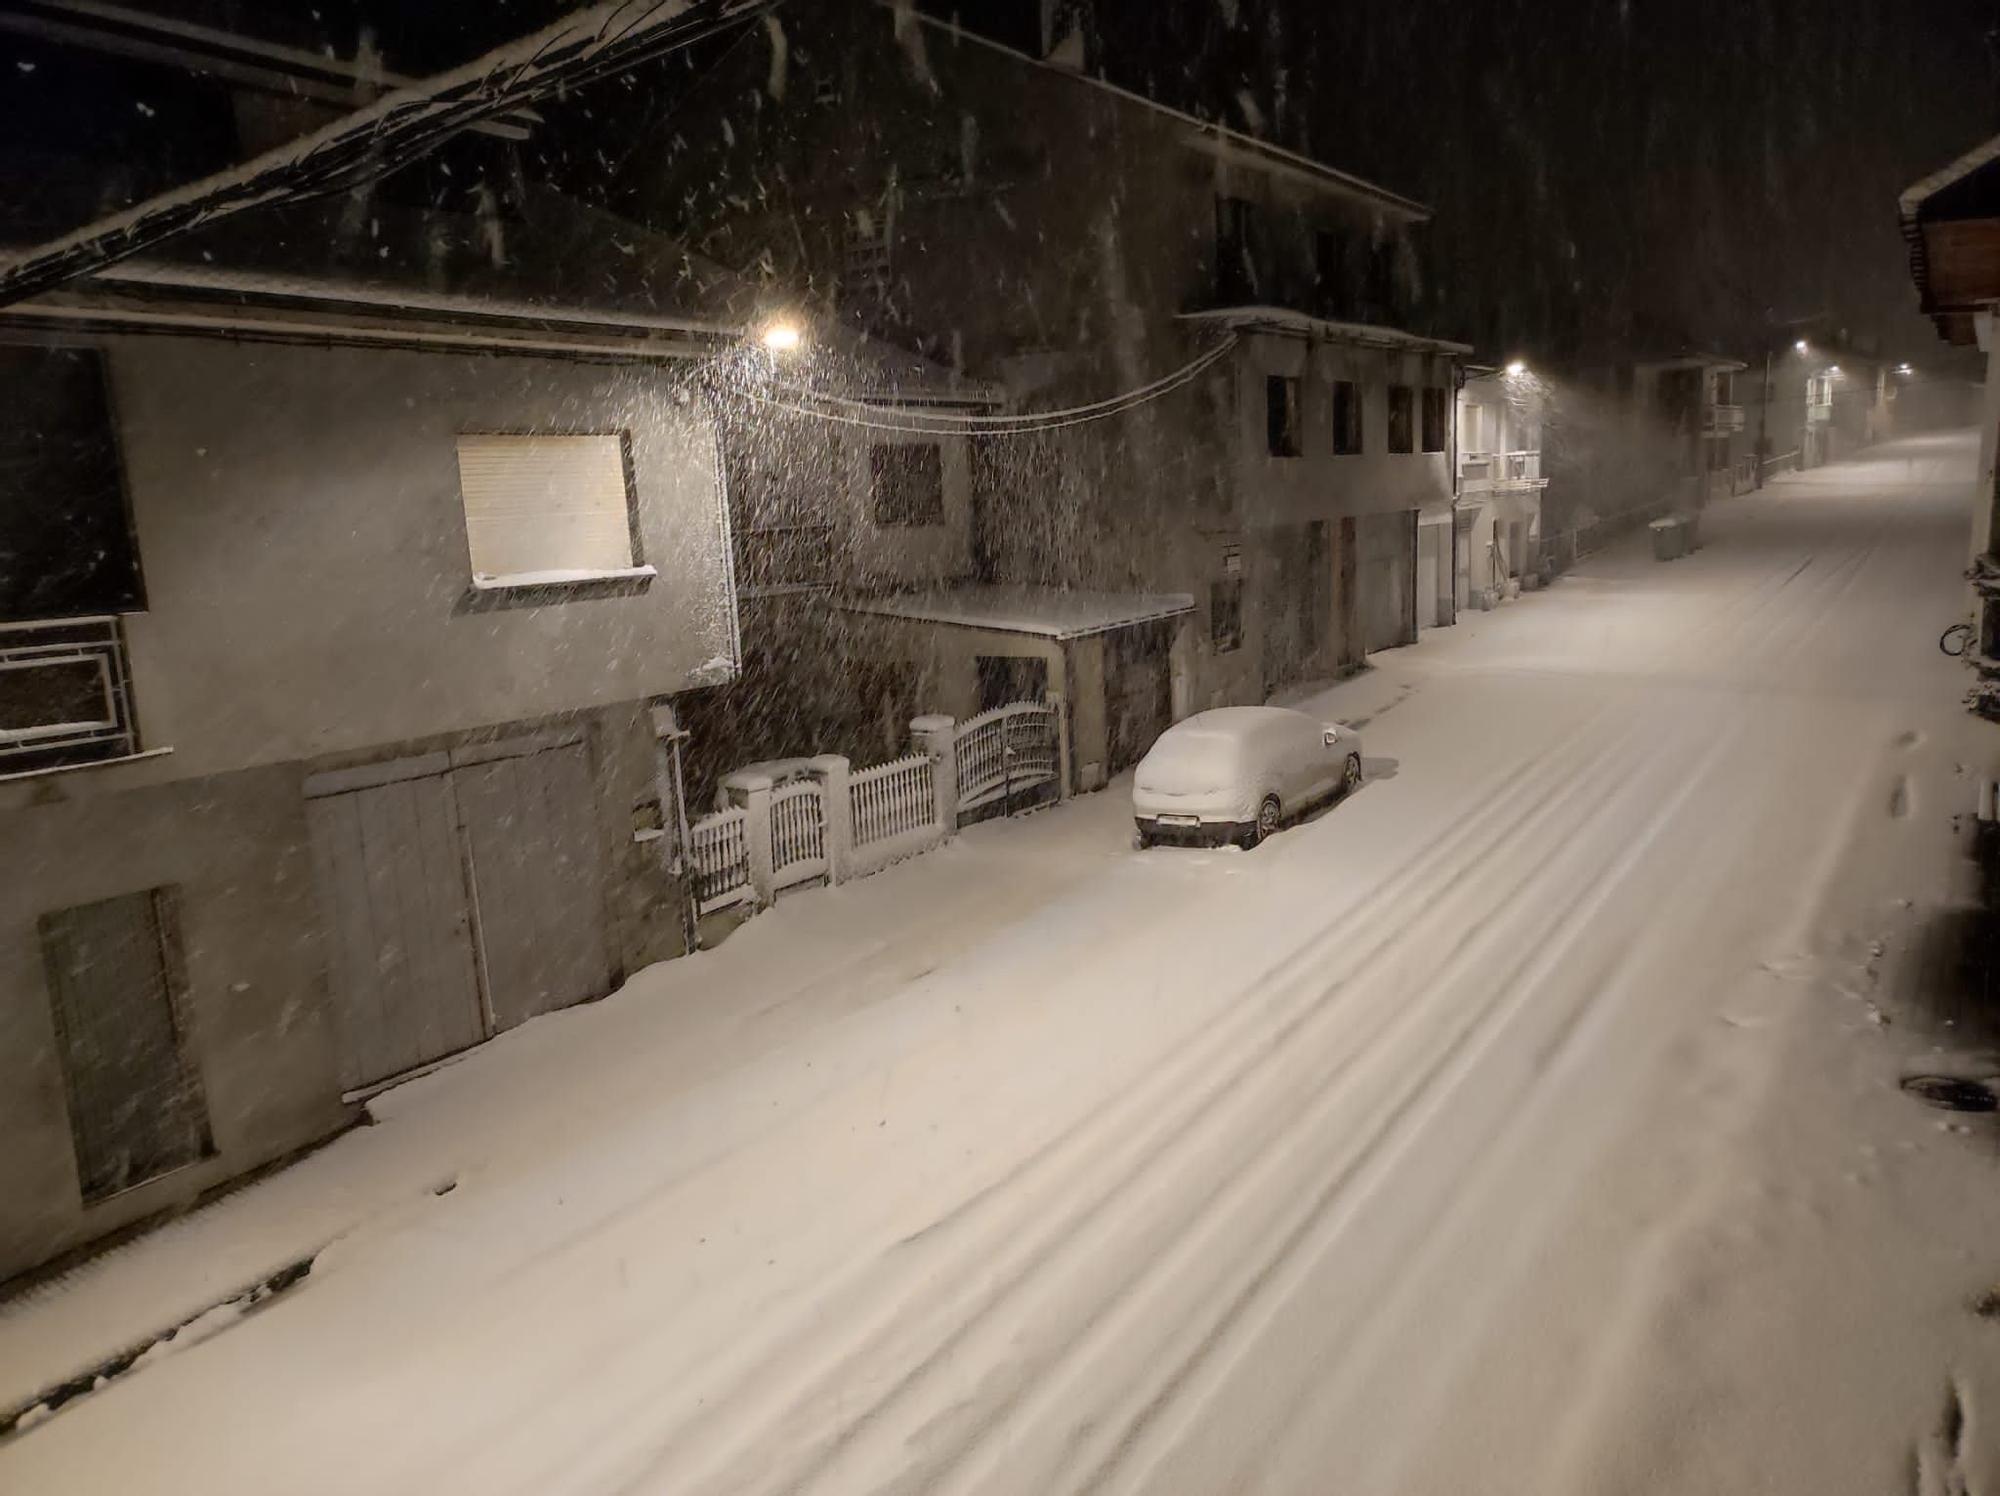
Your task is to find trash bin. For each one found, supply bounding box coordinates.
[1649,516,1685,561]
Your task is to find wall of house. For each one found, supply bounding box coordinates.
[0,695,683,1284]
[838,429,976,589]
[94,334,737,790]
[0,763,344,1281]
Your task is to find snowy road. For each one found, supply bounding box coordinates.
[7,433,2000,1494]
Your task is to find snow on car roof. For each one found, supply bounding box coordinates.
[1173,705,1309,738]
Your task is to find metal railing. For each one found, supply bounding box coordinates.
[0,616,138,776]
[1459,449,1547,494]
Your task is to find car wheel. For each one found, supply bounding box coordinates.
[1342,753,1363,796]
[1249,794,1282,845]
[1135,828,1155,850]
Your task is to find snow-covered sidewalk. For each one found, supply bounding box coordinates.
[4,433,1999,1495]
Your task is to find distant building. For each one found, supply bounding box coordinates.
[613,0,1467,771]
[1900,133,2000,659]
[1457,367,1551,607]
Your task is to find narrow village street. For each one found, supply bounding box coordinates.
[5,432,2000,1494]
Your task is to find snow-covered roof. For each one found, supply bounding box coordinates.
[88,259,737,340]
[842,585,1194,640]
[1179,307,1473,356]
[1899,134,2000,219]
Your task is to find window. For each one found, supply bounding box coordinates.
[1210,578,1244,653]
[871,442,946,526]
[454,434,644,588]
[1315,228,1345,292]
[1421,387,1448,453]
[1,344,142,622]
[1332,380,1364,455]
[1462,402,1485,453]
[40,888,211,1202]
[1216,195,1255,297]
[1388,385,1415,453]
[1267,376,1301,457]
[844,208,891,298]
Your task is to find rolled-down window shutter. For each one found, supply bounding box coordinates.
[454,434,636,583]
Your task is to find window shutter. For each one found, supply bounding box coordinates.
[454,435,635,583]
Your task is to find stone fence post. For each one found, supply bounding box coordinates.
[721,768,775,907]
[910,715,957,836]
[808,754,851,884]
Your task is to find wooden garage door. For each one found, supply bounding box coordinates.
[308,738,613,1091]
[307,770,486,1090]
[1358,509,1418,654]
[453,742,613,1033]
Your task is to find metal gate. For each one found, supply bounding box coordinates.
[769,778,828,893]
[955,700,1061,823]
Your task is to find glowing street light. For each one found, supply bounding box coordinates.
[1505,359,1527,376]
[760,322,803,353]
[1794,339,1809,353]
[1827,364,1841,376]
[1897,362,1914,375]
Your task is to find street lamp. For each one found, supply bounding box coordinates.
[1505,359,1527,376]
[760,321,803,353]
[1794,339,1809,353]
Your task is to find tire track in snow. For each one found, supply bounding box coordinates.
[1039,725,1739,1496]
[633,694,1672,1492]
[822,714,1705,1495]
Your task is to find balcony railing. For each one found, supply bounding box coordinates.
[0,616,139,775]
[1703,403,1746,434]
[1459,449,1547,495]
[735,523,838,597]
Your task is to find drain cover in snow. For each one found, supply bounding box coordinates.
[1901,1075,2000,1112]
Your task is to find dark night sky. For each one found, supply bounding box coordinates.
[1068,0,2000,359]
[11,0,2000,361]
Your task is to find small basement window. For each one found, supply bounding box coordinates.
[1210,578,1244,653]
[1421,387,1448,453]
[1332,380,1363,455]
[1388,385,1415,454]
[454,433,651,590]
[40,887,212,1202]
[1267,376,1302,457]
[871,442,946,526]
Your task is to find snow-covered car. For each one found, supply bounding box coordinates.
[1132,705,1364,848]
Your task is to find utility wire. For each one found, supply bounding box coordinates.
[726,334,1240,436]
[0,0,781,309]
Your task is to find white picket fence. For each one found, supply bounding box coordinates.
[690,703,1066,928]
[688,805,753,914]
[848,752,944,878]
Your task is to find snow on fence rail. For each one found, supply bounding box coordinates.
[954,700,1061,817]
[688,806,752,913]
[851,753,934,848]
[697,706,1066,936]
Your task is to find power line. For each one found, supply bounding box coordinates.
[0,0,781,310]
[725,334,1240,436]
